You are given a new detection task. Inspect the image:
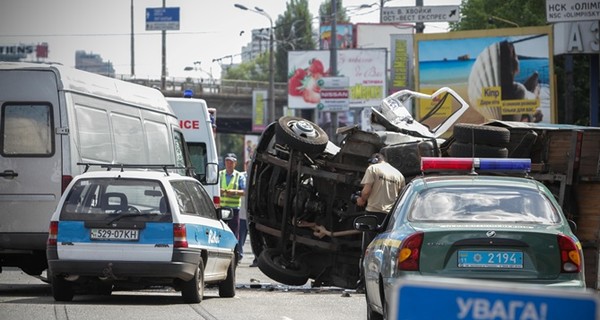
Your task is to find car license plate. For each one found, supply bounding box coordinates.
[90,228,139,241]
[458,250,523,268]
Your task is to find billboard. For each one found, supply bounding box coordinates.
[390,34,414,94]
[252,90,267,132]
[319,24,353,49]
[287,49,387,110]
[415,26,554,124]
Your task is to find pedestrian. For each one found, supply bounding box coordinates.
[355,152,405,289]
[220,153,245,260]
[238,159,251,263]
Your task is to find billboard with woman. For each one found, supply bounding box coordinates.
[415,26,554,123]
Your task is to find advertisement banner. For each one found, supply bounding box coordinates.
[390,34,414,94]
[287,49,387,110]
[415,26,554,123]
[252,90,267,132]
[319,24,354,50]
[244,134,259,164]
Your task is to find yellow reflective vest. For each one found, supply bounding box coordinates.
[220,170,242,208]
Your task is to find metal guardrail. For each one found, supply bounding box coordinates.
[117,75,287,96]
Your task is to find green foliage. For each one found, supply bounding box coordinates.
[319,0,350,25]
[275,0,316,82]
[450,0,546,30]
[224,54,269,81]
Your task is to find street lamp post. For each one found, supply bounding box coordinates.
[235,4,276,124]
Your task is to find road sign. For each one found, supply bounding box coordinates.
[390,277,599,320]
[317,77,349,112]
[546,0,600,23]
[381,6,460,24]
[146,7,180,31]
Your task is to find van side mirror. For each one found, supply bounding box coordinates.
[204,163,219,185]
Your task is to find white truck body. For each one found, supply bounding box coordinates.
[166,97,220,207]
[0,62,191,275]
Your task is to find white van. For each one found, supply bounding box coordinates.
[166,96,220,207]
[0,62,192,277]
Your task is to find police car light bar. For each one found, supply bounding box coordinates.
[421,157,531,172]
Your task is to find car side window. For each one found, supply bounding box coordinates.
[186,181,217,220]
[171,181,199,216]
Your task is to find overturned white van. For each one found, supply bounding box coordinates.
[0,62,192,277]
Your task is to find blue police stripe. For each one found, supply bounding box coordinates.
[57,221,173,244]
[184,223,238,250]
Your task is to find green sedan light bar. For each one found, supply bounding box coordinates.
[421,157,531,172]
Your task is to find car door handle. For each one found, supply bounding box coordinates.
[0,170,18,178]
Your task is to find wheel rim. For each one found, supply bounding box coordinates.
[289,120,317,138]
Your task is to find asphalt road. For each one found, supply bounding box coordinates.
[0,240,367,320]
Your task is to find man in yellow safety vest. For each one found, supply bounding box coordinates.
[219,153,245,245]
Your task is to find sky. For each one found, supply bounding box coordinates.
[0,0,460,80]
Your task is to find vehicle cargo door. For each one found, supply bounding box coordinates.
[0,69,62,245]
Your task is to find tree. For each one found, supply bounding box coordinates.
[319,0,350,26]
[450,0,546,31]
[275,0,316,82]
[450,0,590,125]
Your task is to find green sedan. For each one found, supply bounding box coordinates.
[356,157,585,320]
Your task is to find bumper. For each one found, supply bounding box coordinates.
[47,247,201,281]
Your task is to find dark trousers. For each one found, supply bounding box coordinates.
[227,208,240,240]
[239,218,248,258]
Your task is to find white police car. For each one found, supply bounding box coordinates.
[47,164,238,303]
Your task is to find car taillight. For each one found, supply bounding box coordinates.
[213,196,220,208]
[48,221,58,246]
[173,223,188,248]
[61,175,73,194]
[397,232,424,271]
[558,234,581,273]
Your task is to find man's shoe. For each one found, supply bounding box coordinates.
[249,260,258,267]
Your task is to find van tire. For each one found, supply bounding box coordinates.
[453,123,510,147]
[276,116,329,154]
[181,259,205,303]
[218,257,236,298]
[51,276,74,302]
[258,248,309,286]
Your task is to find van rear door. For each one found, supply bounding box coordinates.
[0,69,62,250]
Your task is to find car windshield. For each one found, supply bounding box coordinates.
[408,186,560,223]
[61,178,168,216]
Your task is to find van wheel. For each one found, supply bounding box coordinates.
[218,257,236,298]
[181,260,205,303]
[276,116,329,154]
[51,275,74,302]
[258,248,309,286]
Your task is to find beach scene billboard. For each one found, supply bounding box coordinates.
[415,26,554,124]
